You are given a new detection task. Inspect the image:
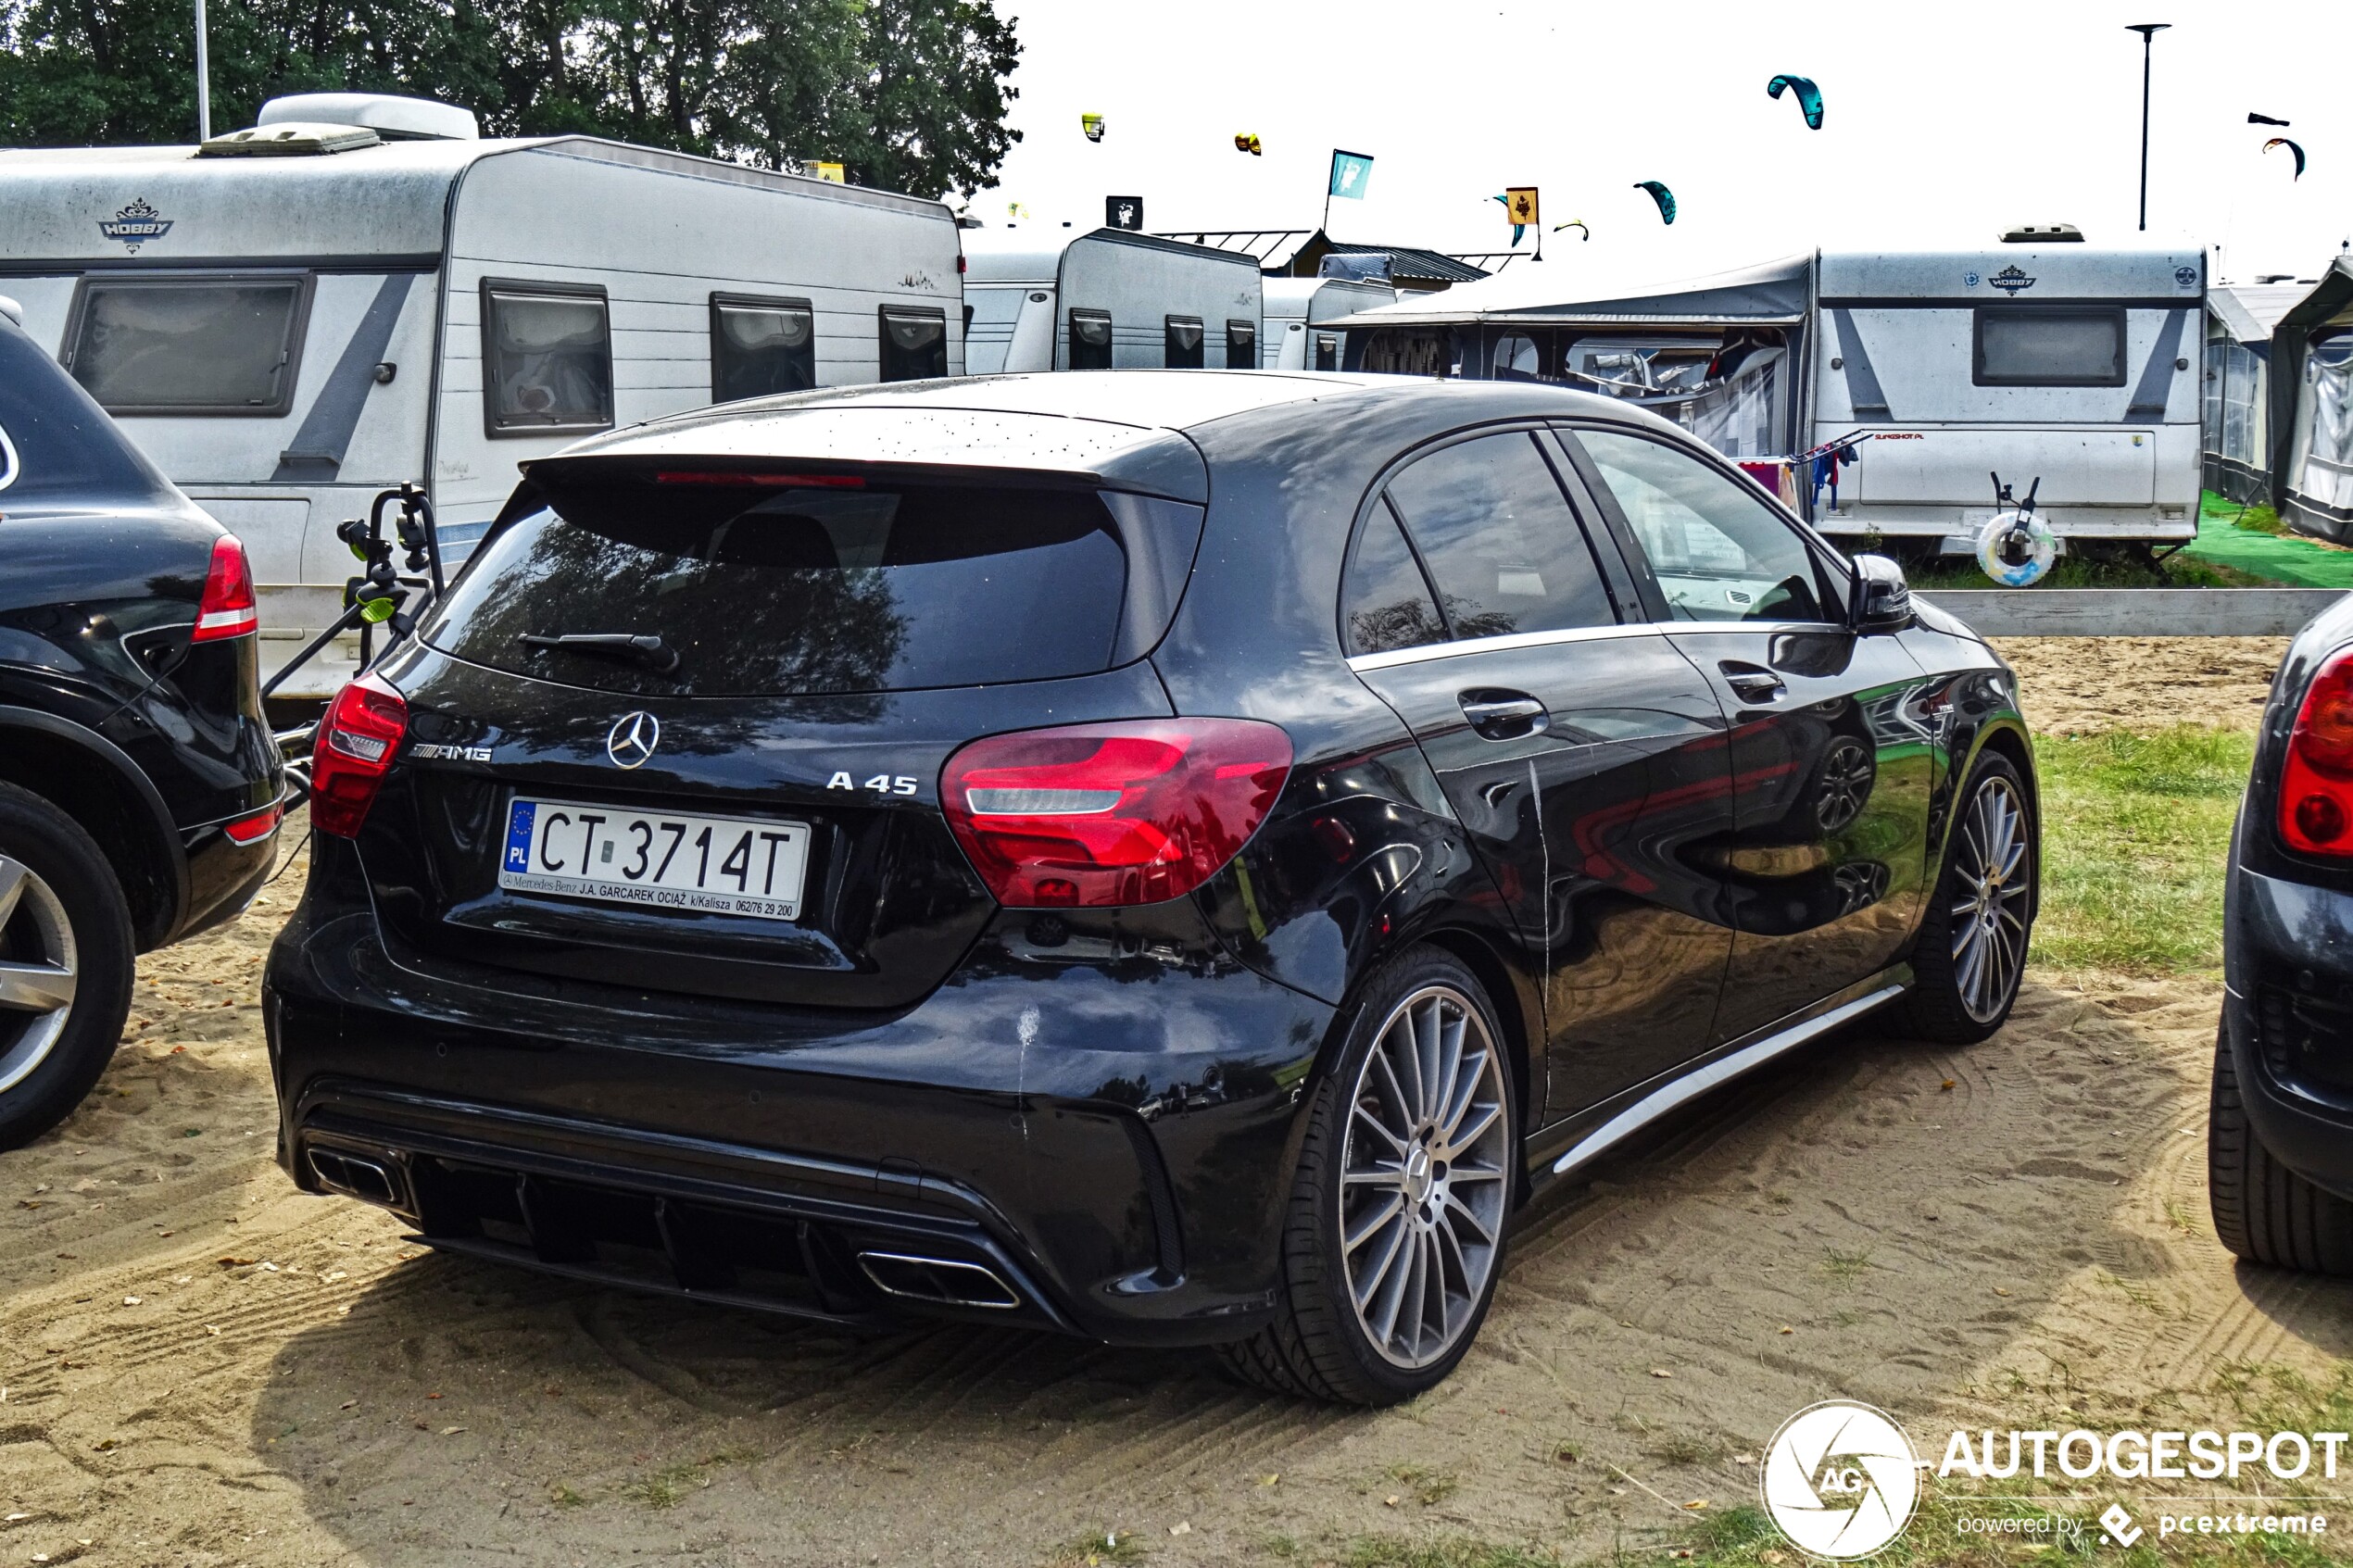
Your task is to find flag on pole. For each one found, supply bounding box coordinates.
[1328,150,1374,199]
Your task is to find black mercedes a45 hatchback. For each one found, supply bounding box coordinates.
[266,371,2037,1404]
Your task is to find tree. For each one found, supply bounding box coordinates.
[0,0,1022,200]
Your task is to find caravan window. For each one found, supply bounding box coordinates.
[1493,333,1541,381]
[878,307,948,381]
[1165,316,1204,369]
[1225,320,1255,369]
[482,282,613,436]
[710,295,815,402]
[1315,333,1340,372]
[1974,307,2126,387]
[65,275,310,416]
[1068,309,1114,370]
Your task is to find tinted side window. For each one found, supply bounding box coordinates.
[1069,309,1113,370]
[711,295,814,402]
[1382,432,1617,640]
[483,282,612,435]
[1225,320,1255,369]
[68,276,309,416]
[1575,428,1839,623]
[1165,316,1204,369]
[879,307,948,381]
[1341,498,1446,655]
[0,324,174,501]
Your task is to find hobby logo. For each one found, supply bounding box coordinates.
[99,197,172,252]
[1989,265,2037,295]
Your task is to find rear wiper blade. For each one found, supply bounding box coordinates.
[518,632,680,675]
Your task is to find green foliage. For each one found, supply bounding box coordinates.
[0,0,1021,198]
[2032,725,2254,975]
[2235,503,2286,536]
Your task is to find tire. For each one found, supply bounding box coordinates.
[1217,947,1517,1405]
[2208,1021,2353,1274]
[0,782,136,1151]
[1900,752,2033,1046]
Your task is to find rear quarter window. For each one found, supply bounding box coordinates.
[428,472,1201,698]
[0,325,176,502]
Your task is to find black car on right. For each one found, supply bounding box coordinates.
[2215,596,2353,1273]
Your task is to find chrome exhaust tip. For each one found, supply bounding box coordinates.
[855,1250,1021,1310]
[307,1147,403,1208]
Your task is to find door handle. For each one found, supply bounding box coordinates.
[1458,690,1550,740]
[1718,660,1788,705]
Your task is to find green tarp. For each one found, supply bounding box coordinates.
[2183,491,2353,587]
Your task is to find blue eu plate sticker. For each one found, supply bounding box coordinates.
[504,800,535,872]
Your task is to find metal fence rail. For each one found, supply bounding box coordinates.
[1916,588,2347,637]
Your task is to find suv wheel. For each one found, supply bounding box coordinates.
[2208,1021,2353,1273]
[1219,948,1516,1405]
[1901,753,2033,1045]
[0,782,135,1150]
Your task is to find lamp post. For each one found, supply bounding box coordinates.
[195,0,210,142]
[2126,23,2170,232]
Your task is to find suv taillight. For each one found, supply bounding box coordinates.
[192,533,258,642]
[311,672,408,838]
[940,719,1292,908]
[2280,646,2353,856]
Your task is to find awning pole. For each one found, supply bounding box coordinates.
[195,0,210,143]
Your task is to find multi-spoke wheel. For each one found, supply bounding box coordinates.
[0,858,81,1095]
[0,783,133,1151]
[1217,948,1517,1405]
[1947,773,2030,1023]
[1339,986,1510,1370]
[1900,753,2035,1045]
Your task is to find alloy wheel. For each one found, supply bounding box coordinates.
[1339,985,1510,1369]
[1949,775,2030,1023]
[0,856,80,1095]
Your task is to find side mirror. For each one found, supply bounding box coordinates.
[1848,553,1914,634]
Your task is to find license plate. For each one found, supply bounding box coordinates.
[497,797,809,922]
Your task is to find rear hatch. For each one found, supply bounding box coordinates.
[359,452,1206,1009]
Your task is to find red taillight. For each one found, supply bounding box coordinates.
[223,804,283,845]
[192,533,258,642]
[310,672,408,838]
[939,719,1292,908]
[2281,646,2353,856]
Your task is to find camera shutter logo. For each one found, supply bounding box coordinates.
[606,711,661,770]
[1760,1400,1919,1559]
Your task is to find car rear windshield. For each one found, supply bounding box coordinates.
[426,471,1154,697]
[0,325,177,503]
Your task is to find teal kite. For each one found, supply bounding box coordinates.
[1767,74,1823,130]
[1633,181,1676,224]
[2266,137,2307,180]
[1490,194,1526,246]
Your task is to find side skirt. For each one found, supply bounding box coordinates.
[1524,967,1911,1196]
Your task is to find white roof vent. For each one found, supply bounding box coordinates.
[257,93,479,141]
[198,122,382,157]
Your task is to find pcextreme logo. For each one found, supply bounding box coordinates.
[1761,1400,1921,1559]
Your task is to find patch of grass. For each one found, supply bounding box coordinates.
[1334,1537,1561,1568]
[1387,1463,1460,1507]
[1642,1431,1728,1468]
[1046,1529,1149,1566]
[547,1483,587,1508]
[2032,725,2255,975]
[2235,503,2286,535]
[619,1447,754,1510]
[1905,551,2261,591]
[2161,1197,2200,1236]
[1820,1247,1873,1286]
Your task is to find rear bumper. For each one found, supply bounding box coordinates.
[2223,866,2353,1202]
[263,862,1334,1347]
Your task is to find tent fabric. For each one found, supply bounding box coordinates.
[2269,257,2353,536]
[2209,282,2309,346]
[1323,252,1817,331]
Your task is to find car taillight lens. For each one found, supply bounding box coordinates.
[192,533,258,641]
[2280,646,2353,856]
[311,672,408,838]
[939,719,1293,908]
[223,804,283,845]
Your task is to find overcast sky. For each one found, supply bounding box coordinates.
[978,0,2347,283]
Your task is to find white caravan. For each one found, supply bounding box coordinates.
[0,94,965,695]
[1260,275,1395,370]
[963,229,1261,374]
[1333,242,2208,549]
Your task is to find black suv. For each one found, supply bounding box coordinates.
[265,372,2035,1403]
[2213,594,2353,1271]
[0,307,283,1148]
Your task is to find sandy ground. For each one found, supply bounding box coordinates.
[1990,636,2287,735]
[4,643,2344,1568]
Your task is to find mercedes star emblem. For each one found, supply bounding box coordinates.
[606,710,661,769]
